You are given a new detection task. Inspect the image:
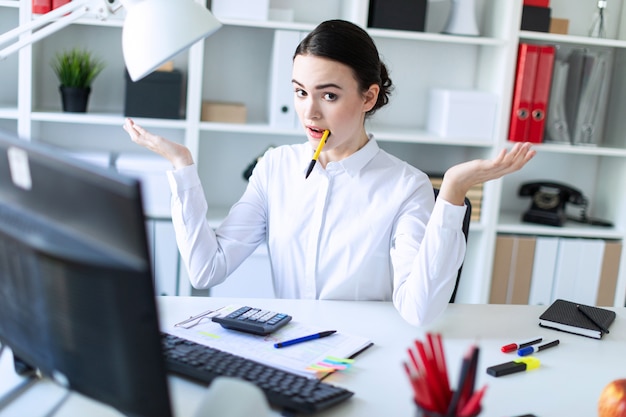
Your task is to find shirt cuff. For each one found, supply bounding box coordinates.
[431,198,467,229]
[166,164,201,194]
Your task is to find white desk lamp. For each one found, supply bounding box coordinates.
[0,1,272,415]
[0,0,222,81]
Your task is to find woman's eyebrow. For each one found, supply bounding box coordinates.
[292,79,342,90]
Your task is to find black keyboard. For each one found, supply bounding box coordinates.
[161,333,354,414]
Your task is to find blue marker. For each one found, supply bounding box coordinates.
[274,330,336,348]
[518,339,560,356]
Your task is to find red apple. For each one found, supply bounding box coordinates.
[599,379,626,417]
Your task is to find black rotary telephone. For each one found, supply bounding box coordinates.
[518,181,612,227]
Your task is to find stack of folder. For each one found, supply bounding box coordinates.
[430,175,482,222]
[32,0,70,14]
[508,42,612,146]
[508,43,556,143]
[548,47,612,146]
[489,235,622,307]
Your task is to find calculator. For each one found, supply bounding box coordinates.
[211,306,292,335]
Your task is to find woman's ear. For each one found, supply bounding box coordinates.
[363,84,380,113]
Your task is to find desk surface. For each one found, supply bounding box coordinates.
[1,297,624,417]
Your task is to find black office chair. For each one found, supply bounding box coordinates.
[433,188,472,303]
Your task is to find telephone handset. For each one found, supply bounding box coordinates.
[518,181,612,227]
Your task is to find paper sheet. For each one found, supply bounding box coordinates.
[166,304,372,378]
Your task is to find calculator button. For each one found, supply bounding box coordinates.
[212,306,292,335]
[257,311,276,323]
[250,310,267,321]
[241,308,259,319]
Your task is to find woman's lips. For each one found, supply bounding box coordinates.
[308,127,327,139]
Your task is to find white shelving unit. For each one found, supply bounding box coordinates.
[1,0,625,306]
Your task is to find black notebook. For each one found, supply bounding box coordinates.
[539,299,616,339]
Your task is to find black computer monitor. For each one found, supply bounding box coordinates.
[0,129,172,417]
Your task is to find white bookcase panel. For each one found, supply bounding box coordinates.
[0,6,19,109]
[2,0,625,306]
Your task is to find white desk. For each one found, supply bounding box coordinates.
[1,297,624,417]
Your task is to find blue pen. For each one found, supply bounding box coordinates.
[274,330,336,348]
[518,339,560,356]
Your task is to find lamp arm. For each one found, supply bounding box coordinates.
[0,0,119,60]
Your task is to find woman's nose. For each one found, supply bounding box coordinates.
[303,99,321,120]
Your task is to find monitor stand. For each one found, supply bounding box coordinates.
[0,344,40,412]
[0,345,71,416]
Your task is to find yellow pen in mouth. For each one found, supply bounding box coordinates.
[312,129,330,161]
[305,129,330,179]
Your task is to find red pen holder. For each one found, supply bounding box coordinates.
[405,333,484,417]
[415,402,481,417]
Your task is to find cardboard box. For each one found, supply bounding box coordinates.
[549,18,569,35]
[210,0,269,21]
[427,89,498,140]
[201,101,247,124]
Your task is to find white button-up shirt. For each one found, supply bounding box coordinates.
[166,137,467,326]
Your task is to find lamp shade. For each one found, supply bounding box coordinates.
[121,0,222,81]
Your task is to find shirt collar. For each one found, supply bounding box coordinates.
[303,134,379,178]
[337,135,379,177]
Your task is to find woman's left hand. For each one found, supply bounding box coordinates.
[438,142,536,206]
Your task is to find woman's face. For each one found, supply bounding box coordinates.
[292,54,379,163]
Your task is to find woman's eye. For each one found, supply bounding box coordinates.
[324,93,337,101]
[295,89,307,98]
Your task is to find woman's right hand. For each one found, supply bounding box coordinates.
[123,118,194,169]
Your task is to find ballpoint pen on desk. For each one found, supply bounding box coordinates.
[173,306,225,329]
[517,340,559,356]
[501,337,542,353]
[274,330,336,348]
[305,129,330,179]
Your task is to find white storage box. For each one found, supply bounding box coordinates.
[63,151,112,168]
[210,0,269,21]
[115,154,172,218]
[427,89,498,140]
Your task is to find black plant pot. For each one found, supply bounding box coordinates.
[59,86,91,113]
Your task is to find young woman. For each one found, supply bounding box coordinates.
[123,20,535,326]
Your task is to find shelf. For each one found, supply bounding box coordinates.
[31,111,187,129]
[221,19,317,32]
[221,19,507,47]
[0,108,18,119]
[368,29,506,46]
[497,212,623,239]
[197,122,495,147]
[519,30,626,49]
[199,122,301,137]
[73,17,125,28]
[532,142,626,158]
[468,221,484,233]
[0,1,19,7]
[370,127,494,147]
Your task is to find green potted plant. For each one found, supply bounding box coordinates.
[50,48,105,113]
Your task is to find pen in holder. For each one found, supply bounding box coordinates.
[415,401,481,417]
[404,333,486,417]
